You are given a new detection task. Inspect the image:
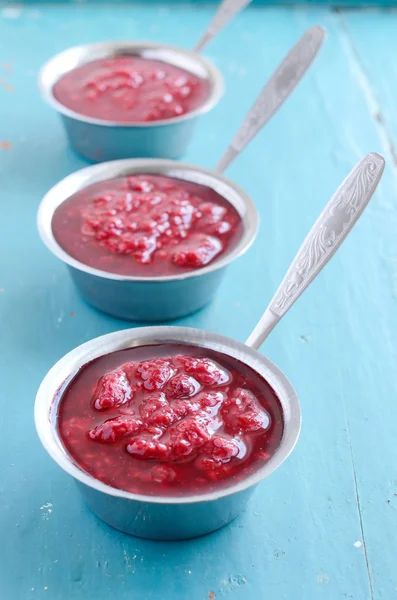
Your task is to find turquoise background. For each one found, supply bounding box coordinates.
[3,0,397,6]
[1,2,397,599]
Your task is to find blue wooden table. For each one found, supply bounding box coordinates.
[1,3,397,599]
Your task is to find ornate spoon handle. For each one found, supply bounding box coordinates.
[246,153,386,350]
[194,0,252,53]
[216,26,326,173]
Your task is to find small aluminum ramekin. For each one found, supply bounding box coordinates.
[35,326,301,540]
[37,158,259,322]
[38,41,224,162]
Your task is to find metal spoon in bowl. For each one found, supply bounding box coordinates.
[215,24,326,172]
[195,0,253,53]
[246,152,385,350]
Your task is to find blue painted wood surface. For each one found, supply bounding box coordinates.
[5,1,397,7]
[1,3,397,599]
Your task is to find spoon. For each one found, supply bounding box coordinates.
[195,0,253,53]
[216,25,326,172]
[246,152,385,350]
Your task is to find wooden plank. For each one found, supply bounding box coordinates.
[320,10,397,599]
[0,3,395,599]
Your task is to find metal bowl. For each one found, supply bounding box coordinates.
[37,158,259,322]
[38,41,224,162]
[35,326,301,540]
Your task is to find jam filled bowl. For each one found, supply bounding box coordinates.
[38,41,223,162]
[37,0,261,162]
[37,158,258,321]
[35,326,301,540]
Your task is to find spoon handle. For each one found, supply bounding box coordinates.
[246,153,385,350]
[216,26,326,173]
[194,0,252,53]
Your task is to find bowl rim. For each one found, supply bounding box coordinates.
[37,40,224,128]
[37,158,259,283]
[34,326,301,505]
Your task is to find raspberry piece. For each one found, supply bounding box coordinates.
[139,392,168,420]
[173,85,192,100]
[105,232,157,263]
[222,388,270,435]
[126,437,169,461]
[231,388,257,411]
[150,464,176,483]
[196,391,225,408]
[87,416,142,443]
[168,374,200,398]
[92,369,133,411]
[170,399,190,419]
[172,234,222,268]
[165,75,188,88]
[212,221,232,235]
[233,410,270,433]
[194,458,233,480]
[194,455,220,472]
[137,359,175,391]
[126,176,154,192]
[194,436,240,478]
[148,405,177,429]
[204,436,240,462]
[198,202,227,226]
[178,356,230,386]
[168,415,211,458]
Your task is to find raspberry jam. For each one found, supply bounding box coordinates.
[53,56,210,123]
[57,344,284,497]
[52,174,243,277]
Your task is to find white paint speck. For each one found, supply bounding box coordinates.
[354,540,362,548]
[57,317,62,323]
[44,587,48,591]
[317,574,330,584]
[40,502,53,520]
[1,6,22,19]
[31,588,34,592]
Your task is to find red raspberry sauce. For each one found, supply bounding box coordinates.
[57,344,284,496]
[53,56,210,123]
[52,174,243,277]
